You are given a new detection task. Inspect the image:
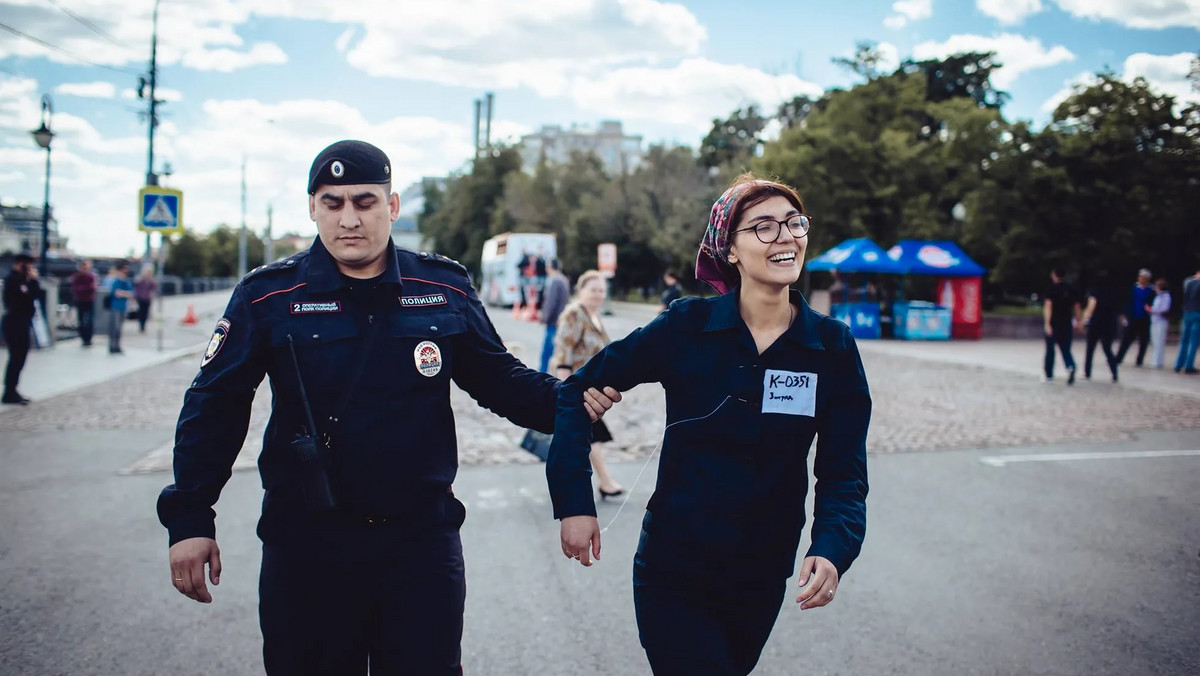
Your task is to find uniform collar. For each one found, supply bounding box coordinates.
[703,288,825,350]
[305,235,402,293]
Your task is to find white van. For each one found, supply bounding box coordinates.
[479,232,557,307]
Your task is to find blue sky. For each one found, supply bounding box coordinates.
[0,0,1196,257]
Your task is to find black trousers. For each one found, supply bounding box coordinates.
[136,299,152,332]
[1043,324,1076,378]
[76,301,95,345]
[259,525,466,675]
[1116,316,1150,365]
[633,555,785,675]
[1084,326,1118,379]
[2,315,31,398]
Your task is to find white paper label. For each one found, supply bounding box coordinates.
[762,369,817,417]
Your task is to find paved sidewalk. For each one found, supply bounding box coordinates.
[1,290,233,404]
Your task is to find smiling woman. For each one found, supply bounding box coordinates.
[547,173,871,675]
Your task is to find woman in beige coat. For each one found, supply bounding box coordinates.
[552,269,625,498]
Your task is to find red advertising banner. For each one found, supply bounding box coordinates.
[936,277,983,339]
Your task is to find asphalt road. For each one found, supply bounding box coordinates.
[2,301,1198,675]
[2,421,1197,675]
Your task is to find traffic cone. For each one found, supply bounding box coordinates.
[182,304,198,325]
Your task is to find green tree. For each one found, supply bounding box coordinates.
[419,147,523,273]
[167,231,208,277]
[700,106,768,170]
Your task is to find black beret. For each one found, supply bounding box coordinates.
[14,252,34,263]
[307,140,392,194]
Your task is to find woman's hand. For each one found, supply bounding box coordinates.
[560,516,601,566]
[795,555,839,609]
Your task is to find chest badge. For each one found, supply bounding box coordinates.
[290,301,342,314]
[414,340,443,377]
[400,293,447,308]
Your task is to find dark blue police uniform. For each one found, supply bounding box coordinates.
[158,236,558,675]
[548,290,870,675]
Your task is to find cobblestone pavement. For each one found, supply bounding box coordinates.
[2,340,1197,473]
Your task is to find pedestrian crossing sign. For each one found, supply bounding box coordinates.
[138,186,184,234]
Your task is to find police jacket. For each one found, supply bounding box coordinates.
[547,290,870,581]
[158,237,558,545]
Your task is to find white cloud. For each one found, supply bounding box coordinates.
[912,33,1075,89]
[55,81,118,99]
[1053,0,1200,30]
[568,58,824,133]
[180,43,288,73]
[1123,51,1200,105]
[875,42,902,74]
[334,28,356,54]
[885,0,933,28]
[1040,53,1200,115]
[977,0,1044,24]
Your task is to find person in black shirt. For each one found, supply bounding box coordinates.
[659,269,682,311]
[1082,273,1120,382]
[1043,267,1081,384]
[2,253,40,405]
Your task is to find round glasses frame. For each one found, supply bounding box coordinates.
[732,214,812,243]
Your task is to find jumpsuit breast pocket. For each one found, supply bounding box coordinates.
[389,311,466,390]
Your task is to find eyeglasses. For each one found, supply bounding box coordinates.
[732,215,812,243]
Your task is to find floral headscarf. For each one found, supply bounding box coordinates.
[695,180,766,294]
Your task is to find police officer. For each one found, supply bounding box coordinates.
[158,140,619,675]
[3,252,40,405]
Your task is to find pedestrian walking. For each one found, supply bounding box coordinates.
[548,174,870,676]
[551,269,625,499]
[106,261,134,354]
[156,140,619,676]
[1148,277,1172,368]
[659,269,682,312]
[1081,273,1120,382]
[2,253,41,405]
[1115,268,1155,367]
[1174,267,1200,374]
[69,259,97,347]
[134,264,158,333]
[539,258,569,373]
[1043,267,1080,384]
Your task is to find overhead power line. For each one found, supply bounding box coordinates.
[42,0,124,47]
[0,20,139,75]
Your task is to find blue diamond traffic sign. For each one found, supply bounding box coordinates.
[138,186,184,234]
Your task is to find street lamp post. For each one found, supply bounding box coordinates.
[30,94,54,278]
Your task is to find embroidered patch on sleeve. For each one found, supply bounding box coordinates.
[400,293,448,308]
[201,318,232,367]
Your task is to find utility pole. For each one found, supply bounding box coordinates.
[238,156,247,277]
[139,0,162,264]
[265,203,274,263]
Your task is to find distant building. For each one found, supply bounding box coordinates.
[392,177,445,251]
[0,202,68,257]
[519,120,643,175]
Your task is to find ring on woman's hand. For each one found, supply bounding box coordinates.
[826,589,834,598]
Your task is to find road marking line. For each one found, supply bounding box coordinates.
[980,450,1200,467]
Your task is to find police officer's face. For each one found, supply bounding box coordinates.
[310,183,401,276]
[727,195,807,289]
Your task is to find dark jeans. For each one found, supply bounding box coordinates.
[1044,325,1076,378]
[1116,315,1150,365]
[259,526,466,675]
[136,298,152,332]
[1084,326,1118,379]
[76,301,95,345]
[539,324,557,373]
[3,314,31,398]
[633,555,785,676]
[107,308,125,352]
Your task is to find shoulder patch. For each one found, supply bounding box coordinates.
[243,250,309,281]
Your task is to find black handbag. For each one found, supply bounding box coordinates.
[520,429,553,462]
